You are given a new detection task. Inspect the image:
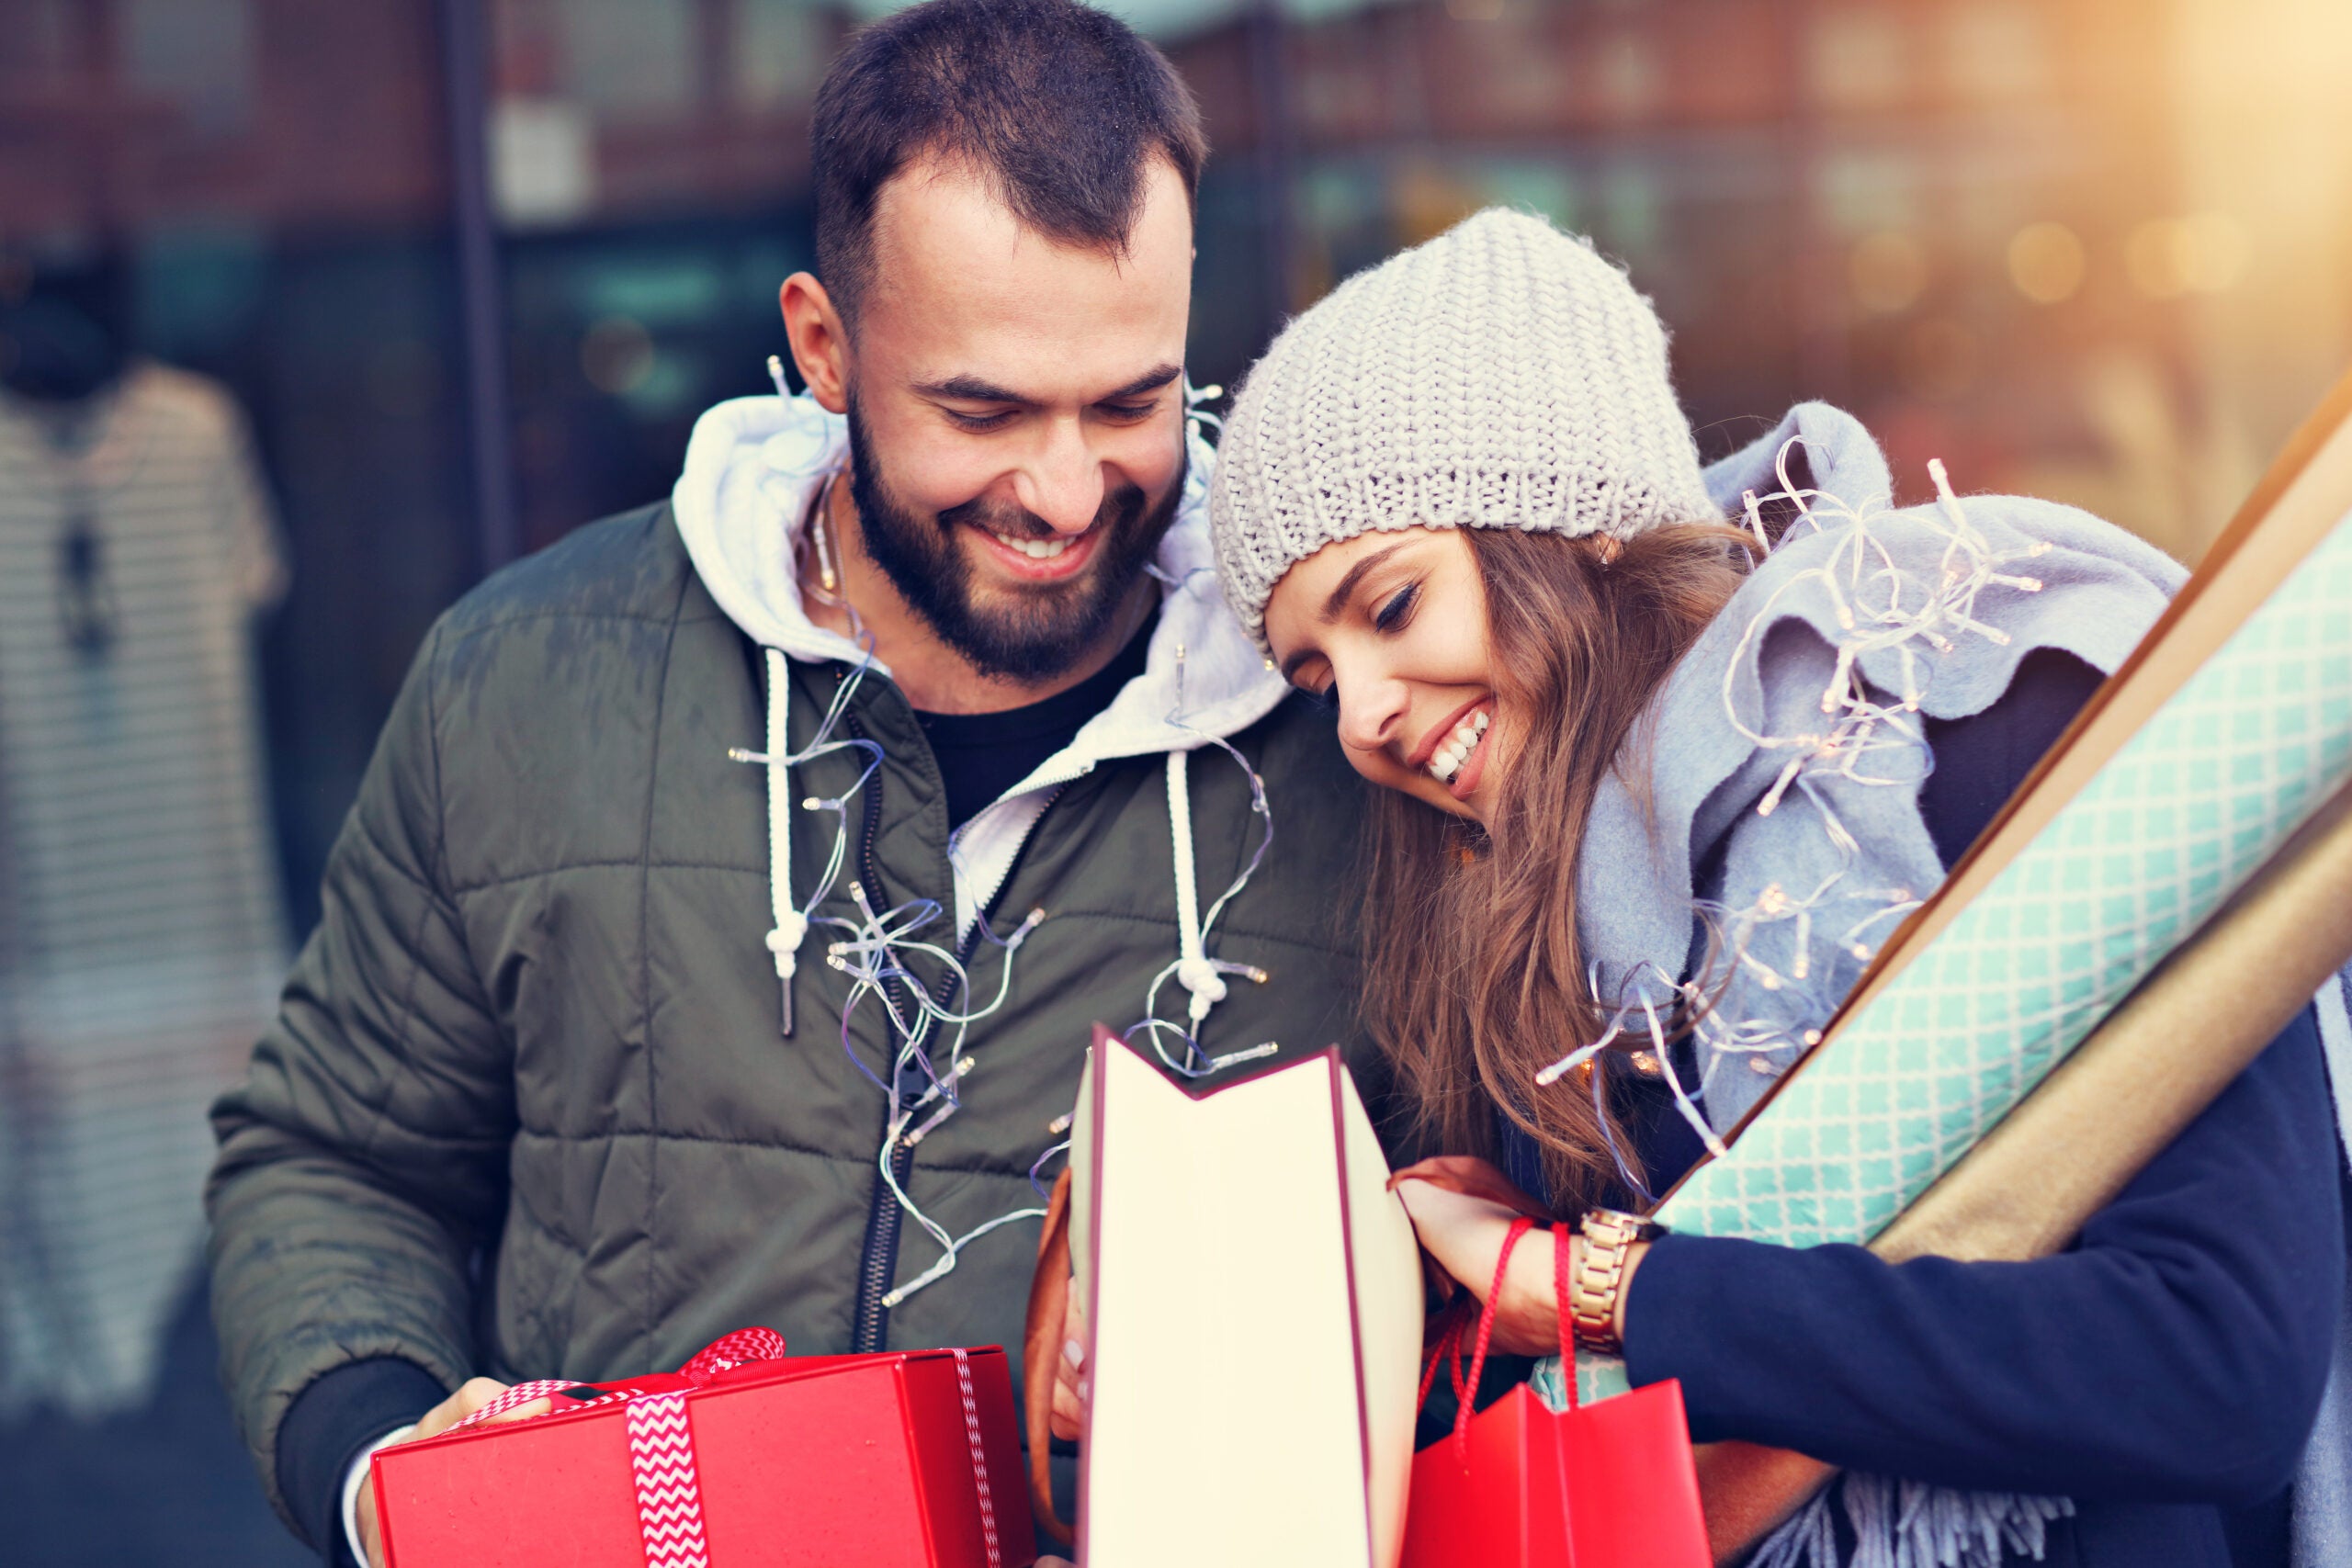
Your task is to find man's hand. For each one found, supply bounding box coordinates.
[353,1378,550,1568]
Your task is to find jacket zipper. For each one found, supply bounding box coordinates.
[842,696,1070,1350]
[844,705,905,1353]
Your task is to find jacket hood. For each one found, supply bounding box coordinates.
[671,388,1287,762]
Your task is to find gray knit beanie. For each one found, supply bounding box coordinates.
[1208,208,1717,649]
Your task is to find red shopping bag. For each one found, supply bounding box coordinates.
[371,1328,1034,1568]
[1399,1218,1708,1568]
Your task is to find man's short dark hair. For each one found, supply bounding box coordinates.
[811,0,1207,324]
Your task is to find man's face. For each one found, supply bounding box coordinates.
[838,156,1194,682]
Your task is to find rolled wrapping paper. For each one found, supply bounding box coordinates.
[1694,778,2352,1561]
[1871,780,2352,1269]
[1657,501,2352,1252]
[1546,373,2352,1562]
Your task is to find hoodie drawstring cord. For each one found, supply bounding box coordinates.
[1167,749,1228,1026]
[761,648,807,1035]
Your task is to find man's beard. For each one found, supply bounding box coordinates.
[844,396,1182,683]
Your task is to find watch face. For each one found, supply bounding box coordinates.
[1589,1209,1664,1239]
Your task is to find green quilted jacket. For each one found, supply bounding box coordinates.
[205,494,1374,1526]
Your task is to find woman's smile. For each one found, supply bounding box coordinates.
[1414,698,1491,794]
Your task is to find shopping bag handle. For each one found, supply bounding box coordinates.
[1022,1167,1078,1550]
[1553,1212,1578,1411]
[1413,1211,1584,1451]
[1408,1216,1539,1461]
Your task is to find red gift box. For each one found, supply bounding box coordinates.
[1400,1220,1709,1568]
[372,1328,1035,1568]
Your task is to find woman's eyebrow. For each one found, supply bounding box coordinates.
[1319,543,1410,624]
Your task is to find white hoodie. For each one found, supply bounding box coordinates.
[668,385,1290,1014]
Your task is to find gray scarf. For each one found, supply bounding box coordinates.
[1577,403,2188,1566]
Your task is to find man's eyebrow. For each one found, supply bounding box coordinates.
[1320,543,1410,625]
[911,363,1184,406]
[1101,363,1184,401]
[915,373,1029,404]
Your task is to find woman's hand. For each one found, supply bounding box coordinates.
[1394,1179,1648,1357]
[1394,1179,1566,1357]
[1049,1290,1087,1442]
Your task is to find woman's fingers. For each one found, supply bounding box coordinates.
[1394,1177,1521,1236]
[1396,1179,1566,1357]
[1048,1288,1089,1442]
[1394,1178,1520,1294]
[1388,1156,1548,1217]
[1050,1327,1088,1442]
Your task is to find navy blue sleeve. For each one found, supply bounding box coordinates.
[276,1357,447,1563]
[1619,646,2345,1505]
[1914,647,2108,869]
[1624,1008,2341,1506]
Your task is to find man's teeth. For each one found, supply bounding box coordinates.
[992,531,1074,560]
[1427,709,1491,784]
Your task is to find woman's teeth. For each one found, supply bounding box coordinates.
[992,531,1073,560]
[1428,709,1490,784]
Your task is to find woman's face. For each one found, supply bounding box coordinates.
[1261,526,1499,825]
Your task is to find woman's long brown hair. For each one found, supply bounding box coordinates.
[1360,524,1751,1216]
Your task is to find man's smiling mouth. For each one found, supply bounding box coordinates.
[987,530,1074,560]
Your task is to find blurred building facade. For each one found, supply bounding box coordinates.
[9,0,2342,603]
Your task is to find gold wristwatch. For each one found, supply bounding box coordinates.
[1566,1209,1666,1355]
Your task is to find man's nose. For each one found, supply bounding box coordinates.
[1012,418,1108,536]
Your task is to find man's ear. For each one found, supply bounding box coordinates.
[780,272,851,414]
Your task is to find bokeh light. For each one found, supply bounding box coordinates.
[1850,231,1929,315]
[2007,221,2087,306]
[2126,212,2254,299]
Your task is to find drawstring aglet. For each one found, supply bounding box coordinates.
[766,911,808,1037]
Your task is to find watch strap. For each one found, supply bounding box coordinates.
[1566,1209,1659,1356]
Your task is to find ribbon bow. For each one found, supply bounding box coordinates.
[449,1329,787,1568]
[447,1328,1004,1568]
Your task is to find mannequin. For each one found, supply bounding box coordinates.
[0,240,290,1416]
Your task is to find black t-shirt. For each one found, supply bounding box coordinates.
[913,607,1159,830]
